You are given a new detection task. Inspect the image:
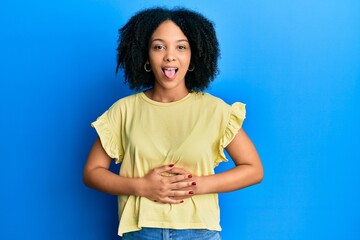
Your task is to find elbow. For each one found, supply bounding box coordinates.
[254,166,264,184]
[82,168,93,188]
[255,172,264,184]
[248,163,263,185]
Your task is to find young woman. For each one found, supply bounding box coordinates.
[83,7,263,240]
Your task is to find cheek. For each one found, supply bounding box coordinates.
[187,53,192,64]
[180,54,191,65]
[148,52,162,64]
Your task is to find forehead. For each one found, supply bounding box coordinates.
[151,20,188,41]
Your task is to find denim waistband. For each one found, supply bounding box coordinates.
[122,227,221,240]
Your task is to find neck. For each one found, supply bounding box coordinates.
[145,87,189,103]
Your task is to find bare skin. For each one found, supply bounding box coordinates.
[171,128,263,200]
[83,128,263,204]
[83,138,195,204]
[83,20,263,203]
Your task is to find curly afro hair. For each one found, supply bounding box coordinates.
[116,7,220,91]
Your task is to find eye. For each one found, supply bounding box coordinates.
[153,45,165,50]
[178,45,187,50]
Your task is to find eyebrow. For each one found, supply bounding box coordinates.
[151,38,189,43]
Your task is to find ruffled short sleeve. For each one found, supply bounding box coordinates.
[216,102,246,166]
[91,105,124,164]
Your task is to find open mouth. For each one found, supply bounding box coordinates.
[162,68,178,79]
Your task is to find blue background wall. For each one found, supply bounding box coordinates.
[1,0,359,239]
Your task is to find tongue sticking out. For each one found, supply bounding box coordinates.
[164,68,176,79]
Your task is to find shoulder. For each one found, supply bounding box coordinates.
[192,91,230,109]
[191,92,246,119]
[108,92,141,109]
[101,93,142,120]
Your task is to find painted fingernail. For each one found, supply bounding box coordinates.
[188,174,192,178]
[180,200,184,203]
[189,191,194,195]
[192,182,196,186]
[154,200,157,202]
[169,164,175,167]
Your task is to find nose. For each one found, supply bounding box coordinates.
[164,49,176,62]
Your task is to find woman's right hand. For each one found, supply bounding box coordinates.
[138,164,196,204]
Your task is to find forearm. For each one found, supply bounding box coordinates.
[83,164,195,204]
[83,167,141,196]
[196,164,263,194]
[193,128,264,195]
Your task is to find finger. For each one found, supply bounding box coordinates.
[166,173,193,183]
[153,164,176,174]
[155,189,194,204]
[171,181,197,190]
[171,195,192,200]
[155,197,185,204]
[169,190,195,197]
[165,197,185,204]
[167,167,190,175]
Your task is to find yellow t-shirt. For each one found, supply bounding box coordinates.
[91,91,246,236]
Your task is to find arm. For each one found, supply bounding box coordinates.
[83,138,195,203]
[194,128,263,194]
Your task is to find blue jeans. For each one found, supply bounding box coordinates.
[122,228,221,240]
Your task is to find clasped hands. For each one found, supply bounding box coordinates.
[139,164,197,204]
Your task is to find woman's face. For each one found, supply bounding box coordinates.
[148,20,191,92]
